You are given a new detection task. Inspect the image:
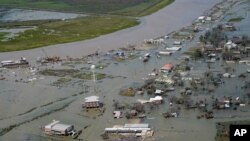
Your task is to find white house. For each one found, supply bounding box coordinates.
[83,96,101,108]
[224,40,237,50]
[44,120,74,136]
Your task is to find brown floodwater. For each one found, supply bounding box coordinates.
[2,0,250,141]
[0,0,222,62]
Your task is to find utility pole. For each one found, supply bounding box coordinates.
[91,65,97,95]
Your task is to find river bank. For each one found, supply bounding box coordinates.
[0,0,221,62]
[1,0,249,141]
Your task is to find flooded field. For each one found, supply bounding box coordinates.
[0,8,84,22]
[0,0,250,141]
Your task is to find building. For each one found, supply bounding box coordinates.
[158,51,172,56]
[155,89,164,95]
[224,40,237,50]
[44,120,74,136]
[160,63,174,72]
[104,123,153,137]
[165,47,182,52]
[113,111,122,118]
[202,44,216,53]
[1,57,29,68]
[173,41,182,45]
[149,96,163,104]
[83,96,101,108]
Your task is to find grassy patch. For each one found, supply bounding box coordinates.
[112,0,174,16]
[183,46,203,59]
[0,32,9,40]
[0,0,174,16]
[228,17,244,22]
[119,88,136,97]
[172,31,193,39]
[138,0,175,16]
[39,69,106,80]
[0,16,139,52]
[52,77,72,86]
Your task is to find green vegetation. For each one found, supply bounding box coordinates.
[119,88,136,97]
[172,31,193,39]
[138,0,174,16]
[112,0,174,16]
[39,69,106,80]
[0,0,175,52]
[52,77,72,86]
[228,17,244,22]
[0,0,174,16]
[0,32,9,40]
[184,47,203,59]
[199,25,227,47]
[0,16,139,52]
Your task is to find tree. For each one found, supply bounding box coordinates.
[242,35,249,46]
[199,35,204,42]
[193,48,203,59]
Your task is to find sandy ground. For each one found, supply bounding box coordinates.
[0,0,222,62]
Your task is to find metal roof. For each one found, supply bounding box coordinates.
[45,120,60,129]
[44,120,73,131]
[124,123,149,128]
[52,123,73,131]
[85,96,100,103]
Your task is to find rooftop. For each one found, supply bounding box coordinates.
[85,96,100,103]
[44,120,73,131]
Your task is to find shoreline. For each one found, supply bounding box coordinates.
[0,0,222,62]
[0,0,248,140]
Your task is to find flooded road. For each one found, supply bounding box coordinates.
[0,0,221,61]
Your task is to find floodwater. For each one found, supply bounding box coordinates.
[0,0,222,62]
[1,0,250,141]
[0,8,84,22]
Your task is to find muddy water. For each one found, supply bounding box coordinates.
[0,0,222,61]
[1,0,250,141]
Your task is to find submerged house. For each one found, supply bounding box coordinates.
[105,123,154,137]
[137,96,163,104]
[43,120,74,136]
[82,96,101,108]
[149,96,163,104]
[224,40,237,50]
[160,63,174,72]
[1,57,29,68]
[202,44,216,54]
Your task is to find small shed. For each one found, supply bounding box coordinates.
[160,63,173,72]
[173,41,182,45]
[155,89,164,95]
